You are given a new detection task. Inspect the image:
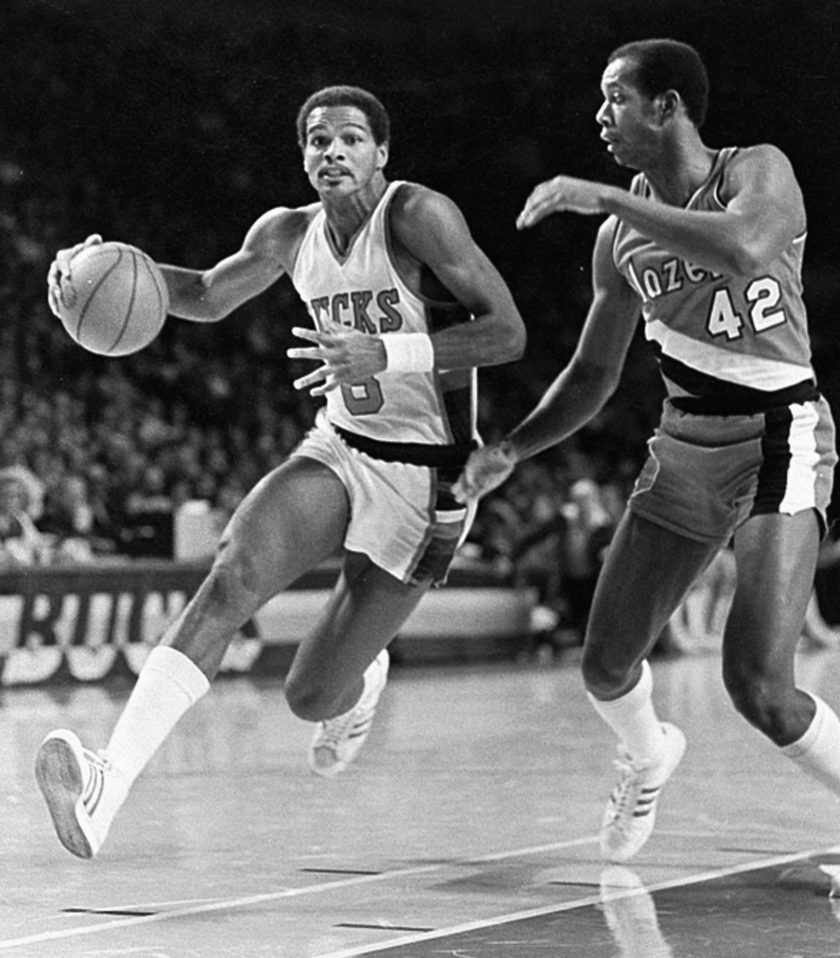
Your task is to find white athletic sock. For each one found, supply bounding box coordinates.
[587,660,667,764]
[104,646,210,787]
[358,652,385,708]
[782,694,840,796]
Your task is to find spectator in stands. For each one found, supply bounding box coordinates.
[507,469,568,612]
[0,466,48,566]
[120,465,175,558]
[37,472,121,562]
[560,478,617,638]
[38,473,95,561]
[508,474,617,647]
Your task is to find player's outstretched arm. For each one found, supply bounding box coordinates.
[159,207,307,322]
[517,176,615,227]
[517,145,804,277]
[455,218,639,502]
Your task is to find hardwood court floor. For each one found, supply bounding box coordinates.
[4,646,840,956]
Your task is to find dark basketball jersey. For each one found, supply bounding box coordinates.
[611,147,814,401]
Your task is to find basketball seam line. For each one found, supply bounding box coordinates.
[110,248,139,352]
[75,247,124,341]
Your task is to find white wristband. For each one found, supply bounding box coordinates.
[381,332,434,373]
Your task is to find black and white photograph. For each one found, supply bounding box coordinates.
[3,1,840,955]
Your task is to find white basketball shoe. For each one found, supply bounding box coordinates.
[35,729,128,859]
[308,649,389,778]
[600,722,686,862]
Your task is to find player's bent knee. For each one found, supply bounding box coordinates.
[581,645,635,698]
[724,670,792,740]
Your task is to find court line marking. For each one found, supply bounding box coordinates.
[0,836,596,950]
[312,842,840,958]
[7,837,836,952]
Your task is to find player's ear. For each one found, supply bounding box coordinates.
[657,90,680,123]
[376,142,389,170]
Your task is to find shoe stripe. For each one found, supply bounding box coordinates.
[81,766,97,804]
[608,787,662,821]
[610,786,660,802]
[83,765,105,816]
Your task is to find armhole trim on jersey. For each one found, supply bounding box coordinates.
[609,214,624,274]
[289,207,323,283]
[611,174,647,272]
[384,182,463,311]
[712,147,739,209]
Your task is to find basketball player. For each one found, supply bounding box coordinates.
[455,39,840,862]
[36,85,526,859]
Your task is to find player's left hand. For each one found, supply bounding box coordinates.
[516,175,612,229]
[287,322,387,396]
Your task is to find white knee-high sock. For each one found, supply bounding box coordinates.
[105,646,210,787]
[587,660,667,763]
[782,694,840,796]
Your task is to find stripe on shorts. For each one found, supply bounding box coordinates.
[751,402,820,519]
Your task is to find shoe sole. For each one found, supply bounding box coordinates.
[35,734,94,859]
[308,748,349,778]
[309,715,376,777]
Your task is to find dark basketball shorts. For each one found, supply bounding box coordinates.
[629,395,837,544]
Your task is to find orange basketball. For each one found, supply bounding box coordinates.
[57,241,169,356]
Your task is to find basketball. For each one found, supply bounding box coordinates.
[56,241,169,356]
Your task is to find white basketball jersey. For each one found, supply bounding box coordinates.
[291,180,477,446]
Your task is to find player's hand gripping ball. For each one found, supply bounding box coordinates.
[51,238,169,356]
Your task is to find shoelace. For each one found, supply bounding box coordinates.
[85,748,112,768]
[316,708,363,752]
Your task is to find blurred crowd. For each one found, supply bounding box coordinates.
[0,7,662,639]
[2,1,839,651]
[0,161,638,649]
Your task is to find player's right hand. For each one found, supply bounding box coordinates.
[453,442,518,503]
[516,175,612,228]
[287,321,387,396]
[46,234,103,317]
